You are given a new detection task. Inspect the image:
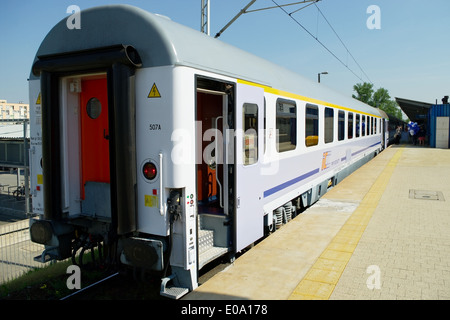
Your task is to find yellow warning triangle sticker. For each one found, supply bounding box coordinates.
[148,83,161,98]
[36,92,41,105]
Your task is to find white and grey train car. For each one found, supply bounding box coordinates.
[28,5,388,298]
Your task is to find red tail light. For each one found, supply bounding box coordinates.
[143,162,157,180]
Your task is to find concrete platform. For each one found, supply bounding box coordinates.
[185,145,450,300]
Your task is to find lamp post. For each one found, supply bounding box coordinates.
[318,71,328,83]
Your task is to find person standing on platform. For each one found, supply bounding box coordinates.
[418,125,426,146]
[394,125,402,144]
[408,122,418,145]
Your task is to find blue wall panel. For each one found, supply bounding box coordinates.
[428,104,450,148]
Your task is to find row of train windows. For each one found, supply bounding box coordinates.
[242,99,381,165]
[276,99,380,152]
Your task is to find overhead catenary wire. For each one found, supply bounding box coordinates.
[212,0,374,87]
[245,0,318,14]
[271,0,373,85]
[214,0,318,38]
[313,3,373,84]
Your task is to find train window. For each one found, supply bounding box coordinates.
[366,116,369,135]
[355,114,360,138]
[372,117,375,134]
[338,111,345,141]
[243,103,258,165]
[324,107,334,143]
[373,117,376,135]
[362,115,366,136]
[348,112,353,139]
[86,97,102,119]
[305,104,319,147]
[264,99,266,154]
[276,99,297,152]
[367,116,370,135]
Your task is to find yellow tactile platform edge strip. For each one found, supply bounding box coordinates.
[288,148,404,300]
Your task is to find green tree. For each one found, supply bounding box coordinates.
[352,82,374,105]
[372,87,390,108]
[352,82,404,120]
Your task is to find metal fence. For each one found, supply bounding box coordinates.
[0,119,38,285]
[0,218,51,285]
[0,169,47,285]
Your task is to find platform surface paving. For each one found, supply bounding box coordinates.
[185,145,450,300]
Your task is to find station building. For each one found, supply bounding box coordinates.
[0,100,29,169]
[396,97,450,149]
[0,99,29,120]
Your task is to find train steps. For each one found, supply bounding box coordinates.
[198,229,229,269]
[161,221,229,299]
[198,213,230,270]
[162,213,231,299]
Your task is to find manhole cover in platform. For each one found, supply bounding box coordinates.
[409,189,445,201]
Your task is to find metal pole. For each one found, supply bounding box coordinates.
[201,0,211,35]
[215,0,257,38]
[318,71,328,83]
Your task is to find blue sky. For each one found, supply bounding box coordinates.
[1,0,449,105]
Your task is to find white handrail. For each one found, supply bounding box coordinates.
[215,116,223,208]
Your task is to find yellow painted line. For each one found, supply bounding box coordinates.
[237,78,382,119]
[288,147,404,300]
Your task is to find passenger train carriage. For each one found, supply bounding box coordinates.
[28,5,389,298]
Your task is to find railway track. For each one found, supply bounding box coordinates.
[59,257,231,300]
[60,272,120,300]
[59,270,164,300]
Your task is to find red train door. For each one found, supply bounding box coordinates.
[79,77,110,199]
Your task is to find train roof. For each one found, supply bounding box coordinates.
[30,4,381,117]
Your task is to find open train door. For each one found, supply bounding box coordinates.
[234,81,264,252]
[31,45,141,238]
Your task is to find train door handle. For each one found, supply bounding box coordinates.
[103,129,109,140]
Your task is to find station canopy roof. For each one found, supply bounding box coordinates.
[395,97,432,123]
[0,123,30,139]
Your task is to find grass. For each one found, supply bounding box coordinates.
[0,256,163,300]
[0,251,112,300]
[1,259,74,299]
